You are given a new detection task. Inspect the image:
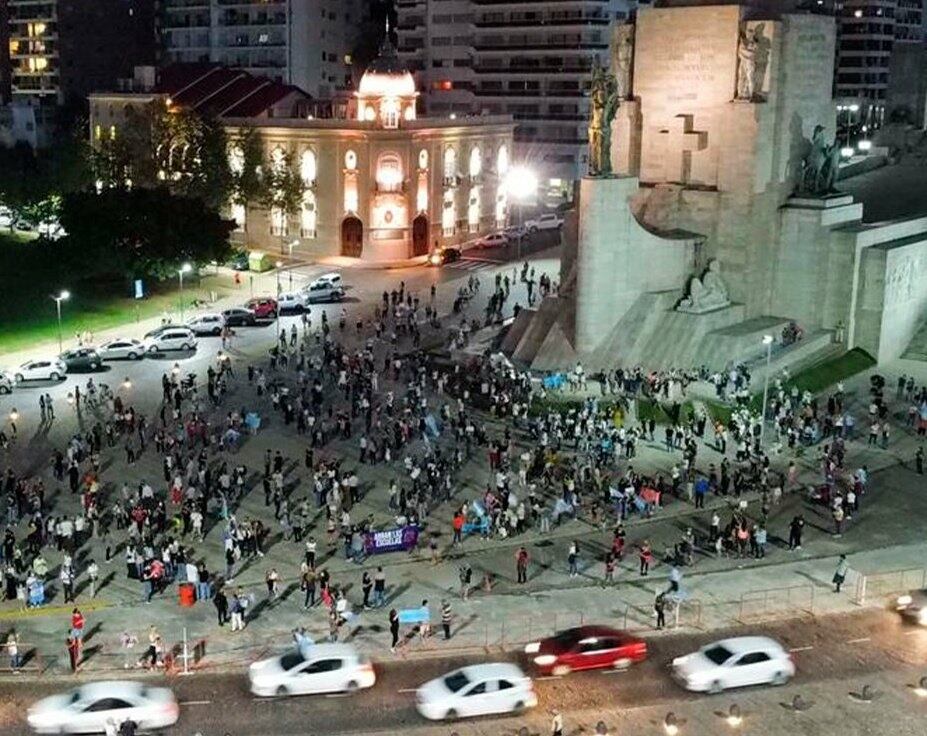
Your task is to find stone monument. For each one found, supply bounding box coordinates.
[506,4,927,372]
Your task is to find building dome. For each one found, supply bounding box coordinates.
[357,36,417,98]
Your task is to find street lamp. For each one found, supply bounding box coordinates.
[502,166,539,256]
[178,263,192,322]
[760,334,774,443]
[51,290,70,353]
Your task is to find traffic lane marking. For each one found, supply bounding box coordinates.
[789,646,815,652]
[180,700,212,706]
[846,637,871,644]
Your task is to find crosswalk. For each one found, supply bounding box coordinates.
[444,258,500,272]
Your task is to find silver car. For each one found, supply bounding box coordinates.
[98,338,145,361]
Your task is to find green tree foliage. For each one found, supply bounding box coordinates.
[228,127,265,208]
[57,188,235,280]
[261,147,304,217]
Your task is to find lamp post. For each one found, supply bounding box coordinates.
[760,334,774,443]
[51,290,70,353]
[502,166,538,258]
[178,263,192,322]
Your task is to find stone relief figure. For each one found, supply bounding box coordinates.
[613,25,635,100]
[798,125,842,195]
[677,259,731,314]
[735,23,768,101]
[587,58,620,177]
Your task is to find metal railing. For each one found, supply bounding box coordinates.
[854,567,927,605]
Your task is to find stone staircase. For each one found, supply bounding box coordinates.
[693,316,793,369]
[746,329,841,385]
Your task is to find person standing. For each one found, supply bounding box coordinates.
[515,546,529,584]
[639,541,653,576]
[567,541,579,578]
[788,515,804,550]
[361,571,373,609]
[6,632,20,673]
[389,609,400,652]
[67,635,80,672]
[654,593,666,629]
[87,560,99,599]
[213,587,229,626]
[265,568,280,600]
[70,607,85,641]
[301,567,317,609]
[916,446,924,475]
[832,555,849,593]
[373,566,386,608]
[441,599,452,640]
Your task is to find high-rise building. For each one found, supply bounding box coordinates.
[834,0,925,125]
[397,0,634,183]
[161,0,362,99]
[0,1,11,104]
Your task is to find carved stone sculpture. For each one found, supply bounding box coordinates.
[613,25,634,100]
[677,259,731,313]
[587,59,620,177]
[736,26,758,101]
[798,125,842,195]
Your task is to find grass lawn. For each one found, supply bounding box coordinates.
[0,230,38,246]
[783,347,876,395]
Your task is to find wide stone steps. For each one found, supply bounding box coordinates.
[694,315,793,369]
[747,329,840,385]
[902,316,927,362]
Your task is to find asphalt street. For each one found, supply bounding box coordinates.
[1,608,924,735]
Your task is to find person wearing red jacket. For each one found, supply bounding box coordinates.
[70,607,85,640]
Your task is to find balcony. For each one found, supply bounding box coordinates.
[162,18,210,29]
[474,16,609,27]
[474,63,591,74]
[163,0,209,8]
[474,40,606,51]
[477,88,584,97]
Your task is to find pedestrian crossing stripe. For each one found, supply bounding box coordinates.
[446,260,496,271]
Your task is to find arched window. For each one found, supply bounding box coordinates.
[301,191,317,238]
[418,149,429,170]
[382,97,400,129]
[376,152,403,193]
[468,187,480,233]
[497,145,509,176]
[469,147,482,179]
[442,189,456,236]
[443,147,457,185]
[270,146,287,174]
[300,149,316,187]
[344,149,357,171]
[228,145,244,176]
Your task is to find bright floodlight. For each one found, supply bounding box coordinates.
[762,334,773,345]
[504,166,538,200]
[858,140,872,151]
[180,263,193,274]
[57,290,70,301]
[849,104,860,112]
[840,146,855,158]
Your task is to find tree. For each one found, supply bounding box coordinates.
[57,188,235,280]
[261,147,304,220]
[228,127,265,208]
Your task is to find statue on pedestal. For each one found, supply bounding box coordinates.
[587,59,620,177]
[735,23,768,102]
[798,125,842,195]
[677,259,731,314]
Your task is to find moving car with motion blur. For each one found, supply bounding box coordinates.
[524,626,647,675]
[0,371,12,394]
[896,589,927,625]
[12,358,67,383]
[97,338,144,361]
[671,636,794,694]
[60,348,103,372]
[415,663,537,721]
[27,681,179,734]
[475,232,509,249]
[249,643,375,697]
[428,246,461,266]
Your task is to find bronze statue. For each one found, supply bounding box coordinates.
[587,59,620,177]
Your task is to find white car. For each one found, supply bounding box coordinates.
[476,232,509,249]
[0,371,12,394]
[98,338,145,361]
[415,663,537,721]
[278,291,308,312]
[525,213,564,232]
[671,636,794,694]
[143,327,197,353]
[302,280,345,303]
[13,358,67,383]
[27,681,179,734]
[249,643,376,697]
[312,272,342,289]
[186,313,225,336]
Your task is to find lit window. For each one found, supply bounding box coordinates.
[443,147,457,184]
[343,173,358,213]
[364,105,376,122]
[300,149,317,186]
[376,152,403,192]
[404,106,415,121]
[228,145,244,175]
[94,124,102,140]
[270,207,287,236]
[442,189,456,236]
[497,145,509,175]
[231,203,246,232]
[468,188,480,233]
[382,98,399,129]
[109,125,117,140]
[469,147,482,178]
[344,150,357,171]
[270,147,286,174]
[417,172,428,213]
[301,191,317,238]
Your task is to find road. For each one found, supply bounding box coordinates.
[2,608,924,735]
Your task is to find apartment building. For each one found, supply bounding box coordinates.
[835,0,926,125]
[161,0,362,98]
[398,0,633,183]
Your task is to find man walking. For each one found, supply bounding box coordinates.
[832,555,849,593]
[441,600,452,640]
[515,547,529,584]
[788,515,804,550]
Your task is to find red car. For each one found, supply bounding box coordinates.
[246,297,279,320]
[524,626,647,675]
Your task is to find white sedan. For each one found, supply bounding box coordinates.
[27,681,179,734]
[415,663,537,721]
[671,636,794,694]
[249,643,376,697]
[278,291,308,312]
[13,358,67,383]
[98,338,145,361]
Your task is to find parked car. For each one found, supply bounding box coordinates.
[0,371,12,394]
[312,272,343,289]
[229,250,250,271]
[671,636,794,693]
[428,246,461,266]
[27,681,179,734]
[246,297,279,320]
[415,663,537,721]
[523,626,647,675]
[60,347,103,372]
[895,589,927,625]
[475,232,509,249]
[186,313,225,336]
[249,643,376,697]
[13,358,67,383]
[98,338,145,361]
[524,213,564,232]
[302,275,345,303]
[278,291,308,312]
[504,224,527,240]
[222,307,257,327]
[143,327,197,353]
